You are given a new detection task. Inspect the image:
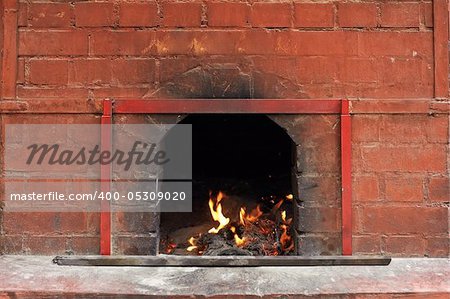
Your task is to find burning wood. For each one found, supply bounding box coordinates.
[164,191,295,256]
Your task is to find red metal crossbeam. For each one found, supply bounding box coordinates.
[113,99,342,114]
[100,98,352,256]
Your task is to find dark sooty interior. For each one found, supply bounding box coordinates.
[160,114,297,255]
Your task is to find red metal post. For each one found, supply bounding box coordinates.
[341,99,352,255]
[100,99,112,255]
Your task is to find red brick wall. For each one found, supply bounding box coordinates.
[0,0,448,256]
[352,114,449,256]
[13,1,436,100]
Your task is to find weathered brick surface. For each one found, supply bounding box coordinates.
[162,2,202,27]
[294,3,334,28]
[28,3,72,28]
[381,3,421,28]
[352,114,449,257]
[208,2,249,27]
[251,2,291,28]
[74,2,114,27]
[119,2,158,27]
[0,0,448,257]
[338,3,377,28]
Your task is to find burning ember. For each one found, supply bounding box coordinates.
[164,191,294,256]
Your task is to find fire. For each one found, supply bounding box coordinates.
[208,192,230,234]
[234,233,246,246]
[281,210,287,222]
[230,226,246,247]
[181,191,295,255]
[279,210,294,252]
[186,237,197,252]
[239,205,263,225]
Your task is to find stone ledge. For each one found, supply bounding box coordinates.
[0,256,448,297]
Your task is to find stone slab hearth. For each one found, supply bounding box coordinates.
[0,256,448,298]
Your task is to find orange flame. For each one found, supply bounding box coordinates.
[208,192,230,234]
[230,226,246,247]
[186,236,198,252]
[180,192,295,255]
[234,234,246,246]
[240,205,263,225]
[280,210,294,252]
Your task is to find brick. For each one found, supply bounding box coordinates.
[338,3,377,28]
[18,2,28,27]
[3,212,58,234]
[380,115,428,143]
[294,3,334,28]
[281,31,359,56]
[163,2,201,27]
[159,57,201,83]
[363,82,433,98]
[237,30,277,55]
[353,176,379,202]
[251,2,291,28]
[385,177,423,202]
[252,56,298,82]
[362,145,447,173]
[70,237,100,254]
[29,60,68,85]
[25,236,67,254]
[192,31,239,55]
[69,59,112,85]
[208,2,250,27]
[114,235,157,255]
[292,115,339,147]
[156,30,203,55]
[297,207,340,233]
[252,71,304,98]
[17,58,25,84]
[114,212,158,233]
[353,235,381,254]
[75,2,114,27]
[0,235,23,254]
[421,2,433,27]
[19,31,88,56]
[425,237,449,257]
[119,2,158,27]
[428,177,449,202]
[381,58,422,84]
[338,58,377,83]
[298,176,340,205]
[87,212,100,234]
[17,86,88,99]
[299,143,340,174]
[381,3,420,27]
[297,57,338,84]
[90,31,156,55]
[29,3,72,28]
[60,212,88,233]
[358,32,433,57]
[352,115,380,142]
[92,87,149,99]
[111,59,156,85]
[297,233,341,255]
[360,207,447,234]
[384,236,425,256]
[426,116,449,143]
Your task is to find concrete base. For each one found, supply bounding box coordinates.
[0,255,448,298]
